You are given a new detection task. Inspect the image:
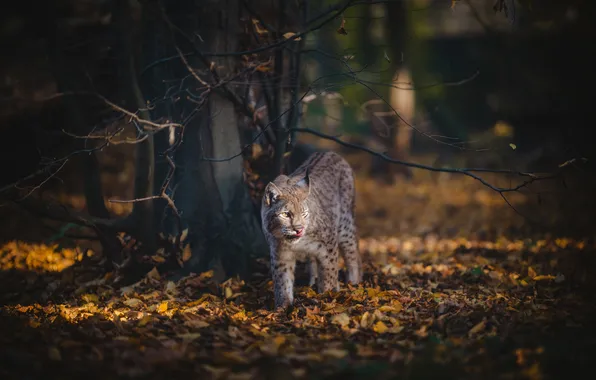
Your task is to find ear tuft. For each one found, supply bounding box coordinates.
[264,182,282,206]
[296,169,310,189]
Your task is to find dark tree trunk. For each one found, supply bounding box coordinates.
[139,0,267,281]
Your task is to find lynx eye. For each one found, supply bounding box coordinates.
[279,211,291,218]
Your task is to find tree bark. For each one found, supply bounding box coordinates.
[138,0,267,280]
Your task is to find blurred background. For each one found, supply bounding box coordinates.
[0,0,595,264]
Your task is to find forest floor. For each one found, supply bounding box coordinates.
[1,152,596,380]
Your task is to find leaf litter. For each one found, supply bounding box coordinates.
[1,168,596,379]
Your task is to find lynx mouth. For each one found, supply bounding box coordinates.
[284,234,302,242]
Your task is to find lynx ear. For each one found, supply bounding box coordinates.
[264,182,282,206]
[295,168,310,191]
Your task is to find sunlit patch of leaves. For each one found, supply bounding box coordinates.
[2,230,595,378]
[2,161,595,379]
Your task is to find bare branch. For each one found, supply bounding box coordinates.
[290,127,562,194]
[200,0,356,57]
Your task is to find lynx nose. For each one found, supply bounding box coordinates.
[294,227,304,237]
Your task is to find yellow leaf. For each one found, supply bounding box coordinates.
[165,281,178,294]
[533,275,556,281]
[360,311,373,328]
[198,270,214,280]
[81,293,99,304]
[322,348,348,359]
[224,287,233,299]
[283,32,301,41]
[528,266,537,278]
[256,64,271,72]
[158,301,168,313]
[179,243,192,262]
[373,321,389,334]
[509,143,517,150]
[151,255,166,263]
[147,267,160,280]
[138,315,152,327]
[29,319,41,328]
[378,305,399,313]
[222,351,250,364]
[468,320,486,336]
[251,143,264,159]
[331,313,351,328]
[123,298,143,308]
[252,19,268,35]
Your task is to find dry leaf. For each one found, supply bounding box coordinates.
[337,19,347,35]
[123,298,143,308]
[331,313,351,328]
[147,267,160,280]
[322,348,349,358]
[81,293,99,304]
[283,32,302,41]
[158,301,168,313]
[373,321,389,334]
[468,320,486,336]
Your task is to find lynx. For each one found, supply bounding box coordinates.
[261,151,363,309]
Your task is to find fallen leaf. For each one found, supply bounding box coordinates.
[151,255,166,263]
[182,243,192,262]
[147,267,160,280]
[533,275,556,281]
[123,298,143,308]
[81,293,99,304]
[158,301,168,313]
[331,313,351,328]
[373,321,389,334]
[138,315,153,327]
[322,348,349,359]
[165,281,178,294]
[468,320,486,336]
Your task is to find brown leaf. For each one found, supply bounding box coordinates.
[322,348,349,359]
[283,32,302,41]
[337,19,348,35]
[147,267,161,281]
[182,243,192,262]
[468,320,486,336]
[331,313,351,328]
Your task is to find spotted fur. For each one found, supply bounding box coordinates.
[261,151,363,309]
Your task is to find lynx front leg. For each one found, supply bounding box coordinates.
[271,254,296,309]
[308,258,318,287]
[316,247,340,293]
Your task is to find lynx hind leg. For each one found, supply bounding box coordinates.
[339,216,362,284]
[338,166,363,284]
[308,258,318,287]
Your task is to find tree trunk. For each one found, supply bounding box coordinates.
[139,0,267,280]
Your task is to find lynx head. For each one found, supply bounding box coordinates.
[261,171,311,243]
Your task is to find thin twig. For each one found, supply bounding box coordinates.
[290,127,561,194]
